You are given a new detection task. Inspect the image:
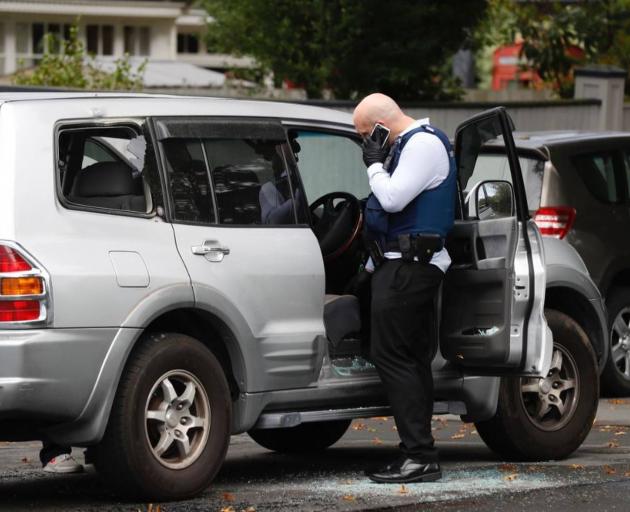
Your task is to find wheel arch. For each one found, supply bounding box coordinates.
[45,306,247,447]
[141,307,245,399]
[545,285,607,372]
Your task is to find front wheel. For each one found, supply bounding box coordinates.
[248,420,351,453]
[475,309,598,461]
[93,333,232,500]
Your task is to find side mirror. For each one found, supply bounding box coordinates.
[469,180,514,219]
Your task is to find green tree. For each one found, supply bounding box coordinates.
[204,0,486,100]
[515,1,610,98]
[476,0,630,98]
[14,24,146,90]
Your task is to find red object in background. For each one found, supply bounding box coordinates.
[283,79,303,90]
[492,43,584,91]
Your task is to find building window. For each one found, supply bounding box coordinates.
[139,27,150,56]
[32,23,45,54]
[177,33,199,54]
[15,22,73,67]
[16,23,29,54]
[86,24,114,56]
[123,26,134,55]
[124,26,150,56]
[0,24,4,75]
[102,25,113,55]
[86,25,98,54]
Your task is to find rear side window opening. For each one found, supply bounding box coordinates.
[56,124,160,216]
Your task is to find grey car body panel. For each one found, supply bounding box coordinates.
[233,373,499,434]
[0,95,603,447]
[543,236,608,369]
[0,328,118,422]
[44,327,142,445]
[172,224,326,392]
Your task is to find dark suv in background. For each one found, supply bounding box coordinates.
[482,131,630,395]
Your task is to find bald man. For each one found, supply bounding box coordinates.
[353,93,457,484]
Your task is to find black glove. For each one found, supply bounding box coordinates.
[361,136,388,167]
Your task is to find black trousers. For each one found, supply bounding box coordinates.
[370,259,444,462]
[39,441,71,466]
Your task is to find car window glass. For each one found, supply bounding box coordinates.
[203,138,297,225]
[57,126,153,214]
[470,154,544,211]
[573,152,618,204]
[293,131,369,203]
[161,139,215,224]
[161,137,300,226]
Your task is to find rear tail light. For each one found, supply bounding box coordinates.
[534,207,576,239]
[0,243,49,326]
[0,300,40,322]
[0,246,31,273]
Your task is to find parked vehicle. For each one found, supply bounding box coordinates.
[481,131,630,395]
[0,94,606,499]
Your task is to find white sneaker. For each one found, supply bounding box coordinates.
[43,453,84,474]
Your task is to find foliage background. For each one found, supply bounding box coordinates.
[204,0,486,100]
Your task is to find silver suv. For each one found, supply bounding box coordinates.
[0,94,607,499]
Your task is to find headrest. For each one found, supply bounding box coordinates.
[74,162,137,197]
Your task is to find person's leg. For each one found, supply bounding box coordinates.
[40,441,82,473]
[39,441,71,466]
[370,260,443,462]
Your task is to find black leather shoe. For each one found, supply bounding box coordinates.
[367,457,441,484]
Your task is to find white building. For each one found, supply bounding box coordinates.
[0,0,254,86]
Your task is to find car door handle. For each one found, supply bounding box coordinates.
[191,242,230,262]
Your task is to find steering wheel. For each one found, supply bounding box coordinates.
[309,192,363,262]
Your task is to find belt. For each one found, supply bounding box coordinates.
[386,238,444,252]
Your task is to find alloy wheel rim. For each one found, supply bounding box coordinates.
[520,343,579,432]
[610,307,630,381]
[144,369,211,469]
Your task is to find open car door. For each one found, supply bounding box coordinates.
[440,107,552,377]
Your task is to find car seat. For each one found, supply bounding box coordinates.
[68,161,146,212]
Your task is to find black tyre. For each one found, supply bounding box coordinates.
[248,420,351,453]
[93,333,231,500]
[602,286,630,396]
[475,309,598,461]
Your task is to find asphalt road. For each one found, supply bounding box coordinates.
[2,399,630,511]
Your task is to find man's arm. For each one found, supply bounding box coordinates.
[367,133,449,213]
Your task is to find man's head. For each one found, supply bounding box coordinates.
[352,93,414,144]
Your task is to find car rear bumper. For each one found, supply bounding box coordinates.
[0,328,117,423]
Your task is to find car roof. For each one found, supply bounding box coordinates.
[0,91,354,126]
[486,130,630,151]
